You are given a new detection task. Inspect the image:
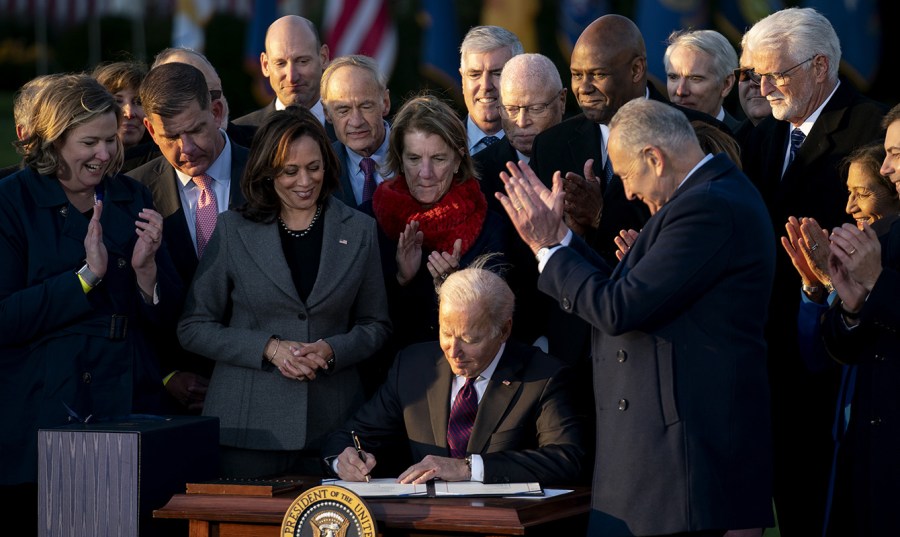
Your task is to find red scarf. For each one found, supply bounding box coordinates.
[372,176,487,256]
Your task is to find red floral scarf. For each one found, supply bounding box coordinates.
[372,176,487,256]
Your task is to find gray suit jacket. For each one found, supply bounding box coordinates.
[177,197,391,450]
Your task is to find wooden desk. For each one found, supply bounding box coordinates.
[154,486,590,537]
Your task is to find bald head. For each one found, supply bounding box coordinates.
[499,54,566,156]
[261,15,329,109]
[570,14,648,124]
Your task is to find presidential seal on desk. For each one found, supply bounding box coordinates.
[281,484,377,537]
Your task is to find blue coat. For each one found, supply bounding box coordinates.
[539,154,776,535]
[0,167,182,485]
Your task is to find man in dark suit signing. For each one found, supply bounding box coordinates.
[498,98,775,536]
[321,261,584,487]
[129,62,249,413]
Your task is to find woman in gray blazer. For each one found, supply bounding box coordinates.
[178,107,391,478]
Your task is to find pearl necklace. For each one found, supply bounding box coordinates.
[278,204,322,238]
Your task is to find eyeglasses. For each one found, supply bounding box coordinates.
[743,56,816,87]
[499,93,562,118]
[733,68,756,84]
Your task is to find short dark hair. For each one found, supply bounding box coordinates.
[882,103,900,131]
[239,106,340,223]
[140,62,209,118]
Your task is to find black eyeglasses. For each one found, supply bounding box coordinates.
[742,56,816,87]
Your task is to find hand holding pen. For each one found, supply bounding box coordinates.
[335,432,376,482]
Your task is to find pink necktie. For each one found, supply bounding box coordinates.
[360,157,377,204]
[447,377,478,458]
[193,174,218,258]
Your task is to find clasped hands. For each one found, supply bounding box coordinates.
[267,337,333,381]
[335,447,471,484]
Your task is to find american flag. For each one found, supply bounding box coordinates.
[322,0,398,78]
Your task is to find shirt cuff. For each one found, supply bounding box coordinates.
[470,454,484,482]
[537,229,573,273]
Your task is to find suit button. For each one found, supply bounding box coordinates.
[59,206,68,217]
[562,298,571,311]
[117,258,127,269]
[617,350,627,363]
[82,372,92,384]
[297,312,307,321]
[617,399,628,411]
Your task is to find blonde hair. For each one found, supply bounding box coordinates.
[16,74,123,176]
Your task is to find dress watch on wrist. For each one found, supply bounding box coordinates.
[77,263,102,288]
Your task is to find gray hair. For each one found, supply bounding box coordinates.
[609,99,699,157]
[664,29,737,83]
[742,7,841,82]
[321,54,387,99]
[459,25,523,68]
[500,53,562,92]
[438,255,514,337]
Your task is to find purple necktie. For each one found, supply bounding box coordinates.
[360,157,377,204]
[448,377,478,458]
[193,174,218,258]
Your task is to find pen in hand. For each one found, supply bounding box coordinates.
[351,430,370,482]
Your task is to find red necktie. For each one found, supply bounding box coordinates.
[447,377,478,458]
[193,174,218,258]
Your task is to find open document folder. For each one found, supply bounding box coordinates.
[321,478,544,498]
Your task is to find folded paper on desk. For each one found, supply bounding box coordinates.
[321,478,543,498]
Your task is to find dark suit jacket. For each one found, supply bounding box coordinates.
[332,140,361,210]
[177,198,391,450]
[321,339,584,486]
[126,140,249,381]
[822,218,900,536]
[473,137,518,217]
[0,168,182,484]
[740,81,887,534]
[234,100,337,142]
[539,154,776,535]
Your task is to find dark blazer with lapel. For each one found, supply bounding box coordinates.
[822,218,900,536]
[321,339,584,486]
[332,140,360,210]
[539,154,776,535]
[126,141,249,381]
[0,169,182,484]
[473,137,518,217]
[177,197,391,450]
[234,100,337,141]
[740,81,887,534]
[127,140,249,287]
[232,100,277,128]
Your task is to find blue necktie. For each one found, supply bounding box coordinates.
[789,128,806,164]
[603,158,615,187]
[480,135,500,150]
